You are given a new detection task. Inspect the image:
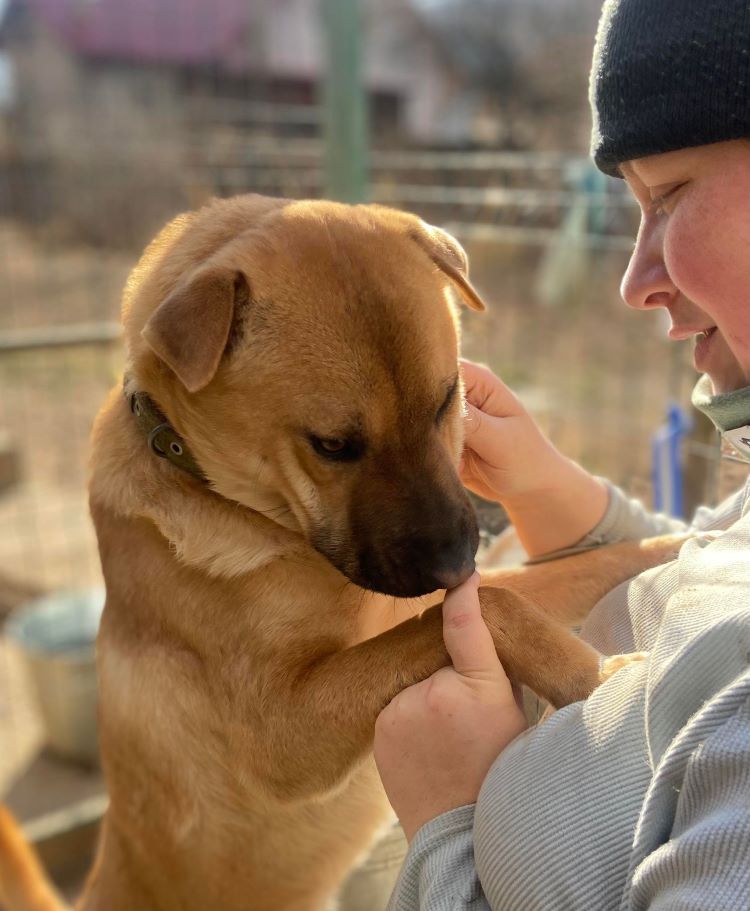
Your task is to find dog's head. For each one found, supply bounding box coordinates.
[124,196,486,597]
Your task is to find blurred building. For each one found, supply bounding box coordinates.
[0,0,478,156]
[0,0,493,243]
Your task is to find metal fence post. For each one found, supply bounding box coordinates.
[651,403,692,517]
[320,0,369,203]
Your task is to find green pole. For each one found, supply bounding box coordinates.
[320,0,369,202]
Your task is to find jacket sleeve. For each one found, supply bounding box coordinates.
[574,480,689,547]
[387,805,491,911]
[534,480,745,562]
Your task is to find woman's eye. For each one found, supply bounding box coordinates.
[649,183,686,216]
[309,435,363,462]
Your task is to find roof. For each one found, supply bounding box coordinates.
[16,0,253,71]
[1,0,451,91]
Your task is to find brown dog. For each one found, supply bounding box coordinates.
[0,196,685,911]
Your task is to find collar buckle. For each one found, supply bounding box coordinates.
[125,381,208,482]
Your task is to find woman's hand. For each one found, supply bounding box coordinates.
[460,359,566,504]
[374,573,527,842]
[460,359,609,557]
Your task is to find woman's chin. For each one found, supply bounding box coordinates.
[700,338,750,394]
[706,365,750,395]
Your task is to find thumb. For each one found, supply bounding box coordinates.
[442,573,503,681]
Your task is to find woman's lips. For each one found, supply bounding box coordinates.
[668,325,717,341]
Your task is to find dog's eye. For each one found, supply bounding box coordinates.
[309,435,363,462]
[318,438,346,453]
[436,375,459,425]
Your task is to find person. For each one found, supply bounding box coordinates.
[373,0,750,908]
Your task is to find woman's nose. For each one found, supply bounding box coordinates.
[620,216,678,311]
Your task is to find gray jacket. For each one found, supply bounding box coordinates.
[387,475,750,911]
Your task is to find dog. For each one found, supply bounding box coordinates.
[0,195,685,911]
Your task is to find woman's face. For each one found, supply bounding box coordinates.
[621,140,750,394]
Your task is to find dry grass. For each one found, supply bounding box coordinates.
[0,220,131,332]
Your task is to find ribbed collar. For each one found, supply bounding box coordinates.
[692,374,750,463]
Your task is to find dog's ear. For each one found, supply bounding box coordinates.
[142,266,249,393]
[410,223,486,312]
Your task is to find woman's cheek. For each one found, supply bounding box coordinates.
[665,202,749,379]
[663,209,712,304]
[664,199,746,320]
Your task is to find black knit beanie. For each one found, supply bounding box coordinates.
[590,0,750,177]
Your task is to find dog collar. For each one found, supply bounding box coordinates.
[124,380,208,482]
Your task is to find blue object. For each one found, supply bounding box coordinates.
[652,404,692,517]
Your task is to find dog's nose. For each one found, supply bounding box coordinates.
[348,486,481,597]
[433,559,476,591]
[409,513,479,595]
[429,532,477,590]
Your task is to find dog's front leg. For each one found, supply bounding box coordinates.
[479,534,687,627]
[255,588,603,801]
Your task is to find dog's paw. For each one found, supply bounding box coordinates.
[599,651,649,684]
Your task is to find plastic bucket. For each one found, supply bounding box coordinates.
[6,589,104,765]
[338,823,408,911]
